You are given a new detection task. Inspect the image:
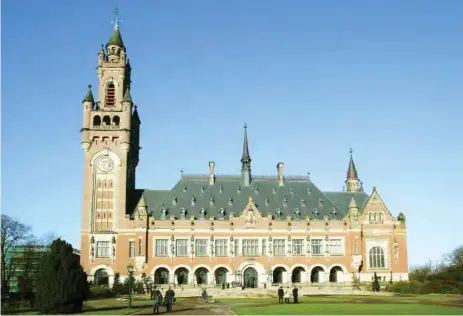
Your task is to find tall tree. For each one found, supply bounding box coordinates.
[35,239,89,314]
[1,215,34,294]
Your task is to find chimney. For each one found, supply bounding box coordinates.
[209,161,215,185]
[277,162,284,187]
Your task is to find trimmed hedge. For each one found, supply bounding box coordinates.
[385,280,463,295]
[88,286,116,299]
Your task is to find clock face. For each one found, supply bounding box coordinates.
[98,157,114,172]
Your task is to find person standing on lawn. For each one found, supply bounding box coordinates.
[277,286,284,304]
[292,285,299,304]
[152,289,163,315]
[164,286,175,312]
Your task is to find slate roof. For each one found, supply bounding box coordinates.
[107,27,124,48]
[133,175,367,221]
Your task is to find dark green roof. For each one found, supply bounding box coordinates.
[82,85,94,103]
[136,176,354,220]
[323,191,369,211]
[107,27,124,48]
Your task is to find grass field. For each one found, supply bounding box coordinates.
[4,294,463,315]
[216,295,463,315]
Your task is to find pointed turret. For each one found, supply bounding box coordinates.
[348,197,358,209]
[107,26,124,49]
[240,123,252,186]
[345,148,362,192]
[82,85,95,104]
[123,88,133,104]
[132,105,141,123]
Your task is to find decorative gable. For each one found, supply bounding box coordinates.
[362,187,391,216]
[239,196,263,224]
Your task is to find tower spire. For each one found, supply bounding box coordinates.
[240,123,252,186]
[107,7,124,49]
[347,148,359,180]
[345,148,362,192]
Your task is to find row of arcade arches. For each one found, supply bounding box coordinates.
[93,264,346,288]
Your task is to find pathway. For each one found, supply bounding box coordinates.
[132,297,235,315]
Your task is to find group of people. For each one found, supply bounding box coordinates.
[278,286,299,304]
[152,286,176,314]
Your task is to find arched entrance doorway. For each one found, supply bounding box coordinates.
[94,269,109,286]
[273,267,286,284]
[291,267,305,283]
[154,268,169,284]
[195,267,209,285]
[243,267,258,288]
[310,266,325,283]
[329,266,344,283]
[175,268,189,285]
[215,268,228,286]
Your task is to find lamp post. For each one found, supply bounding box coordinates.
[127,263,134,308]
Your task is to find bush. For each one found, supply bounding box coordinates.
[35,239,89,314]
[372,272,380,292]
[385,280,463,295]
[88,286,116,299]
[112,273,123,295]
[385,280,421,294]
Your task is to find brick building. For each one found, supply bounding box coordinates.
[80,20,409,288]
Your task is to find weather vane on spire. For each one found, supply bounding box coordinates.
[111,7,122,29]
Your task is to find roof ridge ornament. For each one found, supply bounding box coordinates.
[111,7,122,30]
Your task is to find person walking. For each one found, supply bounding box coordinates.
[284,287,291,303]
[292,286,299,304]
[164,286,175,312]
[152,289,163,315]
[277,286,284,304]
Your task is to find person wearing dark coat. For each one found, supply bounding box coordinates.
[164,286,175,312]
[277,286,284,304]
[292,286,299,304]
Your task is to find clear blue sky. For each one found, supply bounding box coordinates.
[2,0,462,267]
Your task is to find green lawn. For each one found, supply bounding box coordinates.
[231,303,463,315]
[217,295,463,315]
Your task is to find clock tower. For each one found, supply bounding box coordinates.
[80,14,140,237]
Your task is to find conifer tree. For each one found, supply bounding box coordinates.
[112,273,123,295]
[372,272,381,292]
[35,239,89,314]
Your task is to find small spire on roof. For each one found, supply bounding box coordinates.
[123,88,133,103]
[347,148,359,180]
[111,7,122,30]
[83,84,94,103]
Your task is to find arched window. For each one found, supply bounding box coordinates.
[293,209,301,220]
[373,212,377,223]
[379,212,383,223]
[102,116,111,126]
[112,116,120,126]
[199,208,206,220]
[94,269,109,286]
[274,209,282,220]
[369,213,373,223]
[93,116,101,126]
[218,208,225,220]
[369,246,385,269]
[105,83,116,108]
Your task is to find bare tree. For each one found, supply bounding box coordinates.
[1,215,34,294]
[445,245,463,269]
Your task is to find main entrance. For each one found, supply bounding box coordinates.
[243,267,258,288]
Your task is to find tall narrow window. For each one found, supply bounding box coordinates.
[262,239,267,256]
[273,239,286,256]
[138,238,142,256]
[195,239,207,256]
[354,239,359,255]
[155,239,168,256]
[311,239,323,255]
[176,239,188,256]
[106,83,116,107]
[129,241,135,258]
[234,239,240,256]
[369,246,385,268]
[215,239,228,257]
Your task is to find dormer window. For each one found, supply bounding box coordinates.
[307,188,312,195]
[255,186,259,194]
[201,187,205,193]
[330,209,337,220]
[172,197,177,206]
[180,208,187,220]
[289,188,294,195]
[293,209,301,220]
[272,188,276,194]
[105,83,116,108]
[191,196,196,206]
[220,186,224,193]
[209,197,214,206]
[183,186,187,192]
[199,208,206,220]
[282,197,288,207]
[228,197,233,206]
[301,199,306,207]
[311,209,319,220]
[318,199,324,209]
[218,208,225,220]
[161,208,167,220]
[275,209,282,220]
[237,186,241,194]
[265,197,270,206]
